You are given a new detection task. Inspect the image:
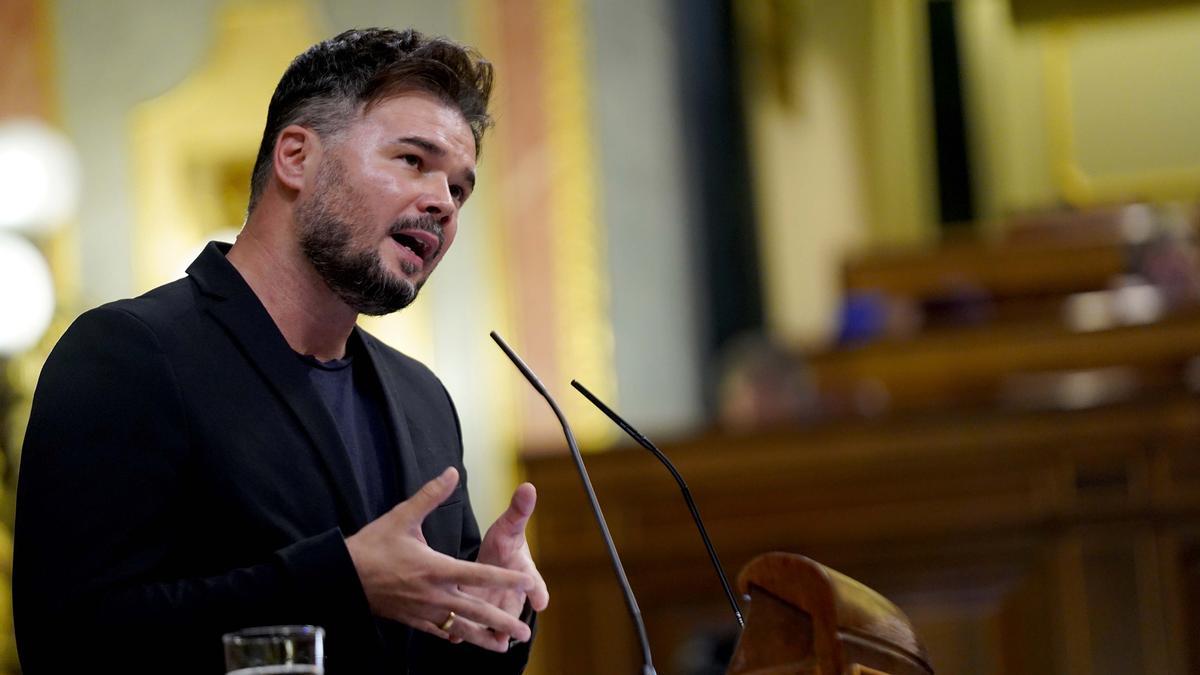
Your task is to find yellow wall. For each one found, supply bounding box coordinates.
[742,0,1200,346]
[957,0,1058,227]
[737,0,937,347]
[865,0,939,249]
[739,0,865,346]
[959,0,1200,218]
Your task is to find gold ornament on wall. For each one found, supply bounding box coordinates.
[130,0,321,291]
[1043,10,1200,206]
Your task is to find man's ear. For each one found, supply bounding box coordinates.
[273,124,320,192]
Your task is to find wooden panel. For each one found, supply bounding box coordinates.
[844,241,1123,300]
[809,310,1200,413]
[1179,539,1200,675]
[1080,531,1147,674]
[523,392,1200,674]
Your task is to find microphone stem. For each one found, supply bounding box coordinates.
[490,333,657,673]
[572,379,745,629]
[679,484,745,628]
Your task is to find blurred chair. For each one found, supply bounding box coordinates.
[727,553,933,675]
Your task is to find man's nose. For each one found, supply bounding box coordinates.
[417,175,455,224]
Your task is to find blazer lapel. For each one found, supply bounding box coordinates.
[187,243,371,532]
[356,330,424,501]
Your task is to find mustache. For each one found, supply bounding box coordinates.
[390,215,445,256]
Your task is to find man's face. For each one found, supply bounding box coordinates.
[295,90,477,315]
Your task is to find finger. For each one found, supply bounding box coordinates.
[500,589,527,617]
[528,567,550,611]
[446,614,512,653]
[484,587,527,618]
[444,589,534,642]
[456,584,525,618]
[397,467,459,522]
[415,619,452,642]
[492,483,537,538]
[437,555,535,592]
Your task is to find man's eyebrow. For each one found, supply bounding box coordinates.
[396,136,444,156]
[396,136,476,190]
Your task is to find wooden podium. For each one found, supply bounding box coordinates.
[727,553,934,675]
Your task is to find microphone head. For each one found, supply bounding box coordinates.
[490,331,549,393]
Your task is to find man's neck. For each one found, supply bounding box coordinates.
[226,226,358,362]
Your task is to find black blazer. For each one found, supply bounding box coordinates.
[14,242,531,674]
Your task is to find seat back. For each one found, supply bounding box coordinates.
[726,552,934,675]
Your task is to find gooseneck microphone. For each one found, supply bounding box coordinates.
[489,332,657,675]
[571,379,745,630]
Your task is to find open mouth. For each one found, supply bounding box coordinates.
[390,231,437,262]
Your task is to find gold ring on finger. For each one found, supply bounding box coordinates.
[439,610,457,632]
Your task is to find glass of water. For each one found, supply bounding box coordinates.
[223,625,325,674]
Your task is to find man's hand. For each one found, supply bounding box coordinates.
[462,482,550,644]
[345,467,535,652]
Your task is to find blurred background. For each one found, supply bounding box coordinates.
[2,0,1199,673]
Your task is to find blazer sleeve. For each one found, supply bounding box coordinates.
[13,306,372,673]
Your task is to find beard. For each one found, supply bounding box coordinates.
[296,157,442,316]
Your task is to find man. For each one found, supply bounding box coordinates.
[13,28,548,674]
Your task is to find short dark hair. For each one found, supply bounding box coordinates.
[247,27,494,211]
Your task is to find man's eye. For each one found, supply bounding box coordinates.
[450,185,464,201]
[399,154,420,167]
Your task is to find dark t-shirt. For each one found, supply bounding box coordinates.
[298,336,400,520]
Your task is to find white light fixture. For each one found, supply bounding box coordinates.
[0,118,81,235]
[0,232,56,356]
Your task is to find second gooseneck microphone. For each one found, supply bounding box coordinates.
[571,379,745,630]
[490,332,657,675]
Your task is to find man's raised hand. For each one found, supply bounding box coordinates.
[463,482,550,642]
[345,467,534,652]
